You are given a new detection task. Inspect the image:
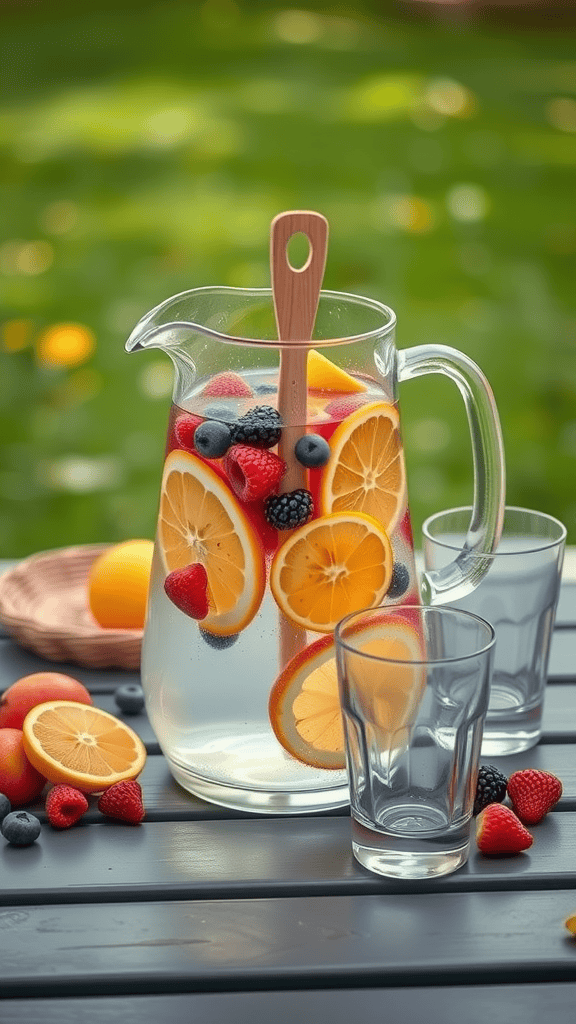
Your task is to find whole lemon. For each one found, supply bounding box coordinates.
[88,539,154,629]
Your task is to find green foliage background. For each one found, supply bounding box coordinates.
[1,0,575,556]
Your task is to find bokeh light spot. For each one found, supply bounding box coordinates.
[425,78,477,118]
[41,200,79,235]
[15,241,54,275]
[138,361,173,399]
[38,455,123,493]
[2,319,33,352]
[447,184,489,222]
[36,323,96,368]
[388,195,435,233]
[273,10,324,44]
[546,97,576,133]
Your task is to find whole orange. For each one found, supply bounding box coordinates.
[88,539,154,629]
[0,728,46,806]
[0,672,92,730]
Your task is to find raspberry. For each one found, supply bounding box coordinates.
[476,803,533,855]
[265,489,314,530]
[46,784,89,829]
[473,764,508,816]
[223,445,286,502]
[98,780,144,824]
[294,434,331,468]
[193,420,232,459]
[507,769,563,825]
[1,810,41,846]
[164,563,209,620]
[202,372,252,398]
[324,394,366,420]
[173,413,203,453]
[114,683,145,715]
[231,406,282,449]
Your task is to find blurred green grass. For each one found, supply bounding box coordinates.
[1,0,575,555]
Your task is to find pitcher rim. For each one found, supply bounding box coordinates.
[127,285,397,350]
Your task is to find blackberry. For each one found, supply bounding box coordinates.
[474,764,508,816]
[294,433,331,468]
[231,405,282,449]
[114,683,145,715]
[0,793,11,822]
[1,810,41,846]
[387,562,410,600]
[193,420,232,458]
[200,629,239,650]
[265,489,314,530]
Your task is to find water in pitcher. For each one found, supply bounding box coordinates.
[142,365,420,811]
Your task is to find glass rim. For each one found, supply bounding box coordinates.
[422,505,567,556]
[335,603,496,666]
[127,284,397,351]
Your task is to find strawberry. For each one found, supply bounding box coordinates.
[45,784,89,829]
[223,444,286,502]
[164,563,209,619]
[324,394,367,420]
[172,413,203,454]
[476,803,533,855]
[97,780,144,824]
[203,372,252,398]
[507,769,563,825]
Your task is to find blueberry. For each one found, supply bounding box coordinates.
[193,420,232,458]
[254,383,277,395]
[387,562,411,600]
[295,434,331,468]
[114,683,145,715]
[204,403,236,421]
[0,793,11,822]
[1,810,41,846]
[200,629,239,650]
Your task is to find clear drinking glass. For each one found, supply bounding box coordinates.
[423,507,566,756]
[335,605,495,879]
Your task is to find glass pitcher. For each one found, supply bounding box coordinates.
[126,286,505,814]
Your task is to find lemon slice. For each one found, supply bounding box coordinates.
[307,349,368,393]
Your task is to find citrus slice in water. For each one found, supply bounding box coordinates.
[158,449,265,636]
[22,700,147,793]
[270,511,393,633]
[269,614,425,769]
[320,401,406,534]
[307,349,367,394]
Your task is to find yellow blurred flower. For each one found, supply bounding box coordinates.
[36,323,96,368]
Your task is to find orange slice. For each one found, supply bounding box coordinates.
[307,349,367,394]
[270,511,393,633]
[320,401,407,534]
[22,700,147,793]
[269,614,426,769]
[159,449,265,636]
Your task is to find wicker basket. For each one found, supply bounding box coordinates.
[0,545,143,670]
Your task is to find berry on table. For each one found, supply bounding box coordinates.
[193,420,232,459]
[200,629,239,650]
[114,683,145,715]
[386,562,411,600]
[294,433,331,468]
[223,445,286,502]
[1,810,41,846]
[507,769,563,825]
[202,372,252,398]
[0,793,11,821]
[473,764,508,816]
[164,563,209,620]
[476,803,533,856]
[98,780,145,824]
[265,489,314,531]
[45,784,89,829]
[231,406,283,449]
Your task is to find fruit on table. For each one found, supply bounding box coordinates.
[476,803,533,855]
[45,784,89,829]
[507,769,563,825]
[565,915,576,936]
[0,672,92,730]
[114,683,145,715]
[158,449,265,636]
[223,444,286,502]
[164,563,210,620]
[307,349,368,394]
[97,779,145,824]
[0,728,46,805]
[473,764,508,816]
[320,401,407,536]
[1,810,41,846]
[0,793,11,820]
[270,511,393,633]
[88,539,154,630]
[22,700,146,794]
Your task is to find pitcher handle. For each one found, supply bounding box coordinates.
[397,343,505,604]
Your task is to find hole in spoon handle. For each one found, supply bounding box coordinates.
[270,210,329,342]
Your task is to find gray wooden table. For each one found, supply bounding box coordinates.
[2,562,576,1021]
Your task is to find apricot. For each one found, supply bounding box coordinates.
[88,539,154,630]
[0,672,92,730]
[0,729,46,806]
